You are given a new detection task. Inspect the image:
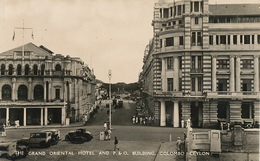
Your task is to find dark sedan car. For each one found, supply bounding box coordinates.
[65,128,93,144]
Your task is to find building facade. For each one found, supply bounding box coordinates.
[140,0,260,128]
[0,43,96,126]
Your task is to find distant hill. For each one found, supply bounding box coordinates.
[101,82,140,94]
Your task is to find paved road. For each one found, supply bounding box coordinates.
[0,99,189,161]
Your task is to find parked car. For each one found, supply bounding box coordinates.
[41,129,61,145]
[0,141,29,160]
[65,128,93,144]
[19,132,52,148]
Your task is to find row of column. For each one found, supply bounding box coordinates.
[212,55,259,92]
[212,34,258,46]
[160,101,179,127]
[0,78,73,102]
[5,107,66,126]
[159,100,260,127]
[160,5,184,18]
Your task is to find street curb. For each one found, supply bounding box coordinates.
[5,124,85,130]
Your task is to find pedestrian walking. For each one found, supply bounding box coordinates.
[104,122,107,131]
[176,137,181,152]
[107,129,111,140]
[114,137,119,151]
[1,124,6,137]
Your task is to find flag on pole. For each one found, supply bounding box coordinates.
[31,31,34,39]
[12,30,15,41]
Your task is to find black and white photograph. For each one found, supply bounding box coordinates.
[0,0,259,160]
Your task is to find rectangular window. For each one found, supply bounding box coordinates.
[242,79,252,91]
[195,17,199,24]
[167,78,174,91]
[216,35,219,45]
[218,60,229,69]
[228,35,230,45]
[242,59,253,69]
[218,79,227,91]
[179,36,184,45]
[240,35,243,44]
[166,57,173,70]
[191,56,196,69]
[198,77,202,91]
[198,56,202,69]
[233,35,237,44]
[244,35,250,44]
[191,32,196,46]
[209,35,213,45]
[241,103,252,119]
[252,35,255,44]
[183,5,185,13]
[166,37,174,46]
[178,5,182,15]
[179,56,182,69]
[55,89,60,99]
[258,35,260,44]
[163,8,169,18]
[179,78,182,91]
[170,7,173,17]
[190,2,193,12]
[194,2,199,12]
[197,32,202,46]
[191,78,196,91]
[160,39,162,48]
[220,35,226,44]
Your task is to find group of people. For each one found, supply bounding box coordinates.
[132,115,154,126]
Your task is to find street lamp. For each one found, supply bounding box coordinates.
[108,70,112,130]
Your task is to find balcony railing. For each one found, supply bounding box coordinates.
[242,91,257,95]
[217,91,232,95]
[190,68,203,73]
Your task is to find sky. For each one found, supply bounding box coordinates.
[0,0,259,83]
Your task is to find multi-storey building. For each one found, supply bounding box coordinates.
[0,42,96,126]
[140,0,260,128]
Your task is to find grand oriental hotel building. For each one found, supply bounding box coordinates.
[0,43,96,126]
[140,0,260,128]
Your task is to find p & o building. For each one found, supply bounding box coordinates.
[140,0,260,128]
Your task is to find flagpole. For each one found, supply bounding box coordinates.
[13,19,34,60]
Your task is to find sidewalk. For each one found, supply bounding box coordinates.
[5,121,84,130]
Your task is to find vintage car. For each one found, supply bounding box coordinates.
[20,132,52,148]
[65,128,93,144]
[0,141,29,160]
[41,129,61,145]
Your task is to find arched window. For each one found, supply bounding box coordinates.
[18,85,28,101]
[41,64,45,75]
[17,64,22,75]
[2,85,11,101]
[1,64,5,75]
[55,64,62,71]
[25,64,30,75]
[33,64,38,75]
[34,85,44,101]
[8,64,13,75]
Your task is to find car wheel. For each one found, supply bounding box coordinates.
[65,135,70,141]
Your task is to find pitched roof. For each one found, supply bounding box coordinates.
[209,4,260,16]
[0,42,53,56]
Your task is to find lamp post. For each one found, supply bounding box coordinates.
[108,70,112,130]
